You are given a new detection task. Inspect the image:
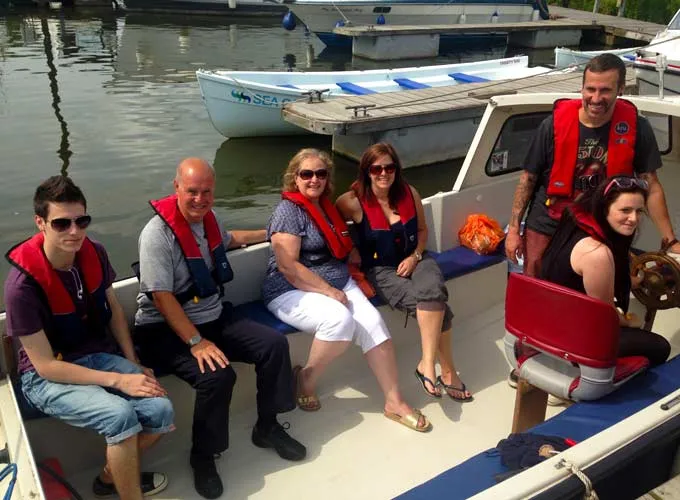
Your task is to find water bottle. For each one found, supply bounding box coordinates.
[505,222,525,274]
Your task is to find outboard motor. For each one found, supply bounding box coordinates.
[282,11,296,31]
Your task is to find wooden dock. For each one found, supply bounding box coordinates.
[282,70,636,167]
[282,70,636,136]
[334,19,599,38]
[332,7,666,59]
[549,6,665,43]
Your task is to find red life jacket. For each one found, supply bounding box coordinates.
[355,183,418,268]
[571,206,607,243]
[281,192,353,261]
[150,194,233,300]
[6,234,111,354]
[547,98,637,219]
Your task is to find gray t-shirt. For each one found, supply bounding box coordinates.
[134,212,232,326]
[261,199,349,304]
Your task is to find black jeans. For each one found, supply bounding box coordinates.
[135,312,295,457]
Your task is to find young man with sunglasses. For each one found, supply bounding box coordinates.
[133,157,305,499]
[505,53,680,280]
[4,175,175,500]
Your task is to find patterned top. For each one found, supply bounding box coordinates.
[262,199,349,304]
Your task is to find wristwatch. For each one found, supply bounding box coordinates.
[187,334,203,347]
[413,250,423,262]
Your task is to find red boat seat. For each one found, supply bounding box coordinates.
[503,273,649,401]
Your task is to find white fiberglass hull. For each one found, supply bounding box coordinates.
[196,55,549,137]
[288,2,537,45]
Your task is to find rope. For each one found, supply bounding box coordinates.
[330,1,351,24]
[558,458,599,500]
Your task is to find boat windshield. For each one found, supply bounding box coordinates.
[669,9,680,30]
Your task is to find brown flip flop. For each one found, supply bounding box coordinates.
[293,365,321,412]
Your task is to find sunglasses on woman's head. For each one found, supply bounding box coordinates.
[297,168,329,180]
[368,163,397,176]
[48,215,92,232]
[604,177,649,196]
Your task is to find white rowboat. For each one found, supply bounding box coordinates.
[196,55,551,137]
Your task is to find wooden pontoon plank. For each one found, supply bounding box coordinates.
[282,71,636,135]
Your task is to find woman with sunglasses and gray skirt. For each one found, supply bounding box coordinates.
[336,143,472,402]
[540,175,670,366]
[262,148,431,433]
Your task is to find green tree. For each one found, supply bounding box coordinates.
[560,0,680,24]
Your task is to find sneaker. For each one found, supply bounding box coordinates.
[190,454,223,499]
[92,472,168,498]
[507,369,519,389]
[547,394,570,407]
[252,421,306,462]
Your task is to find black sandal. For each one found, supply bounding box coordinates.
[415,368,441,398]
[437,375,474,402]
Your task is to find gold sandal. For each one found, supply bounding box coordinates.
[384,410,432,433]
[293,365,321,412]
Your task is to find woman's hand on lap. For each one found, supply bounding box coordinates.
[396,255,417,277]
[325,286,349,307]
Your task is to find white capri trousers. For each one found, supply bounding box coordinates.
[266,278,391,353]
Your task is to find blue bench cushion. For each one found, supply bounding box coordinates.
[336,81,377,95]
[393,78,430,90]
[430,246,505,281]
[396,354,680,499]
[233,300,298,335]
[449,72,490,83]
[232,246,505,335]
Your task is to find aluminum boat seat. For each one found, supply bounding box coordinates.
[503,273,649,402]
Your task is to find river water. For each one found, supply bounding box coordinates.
[0,9,592,307]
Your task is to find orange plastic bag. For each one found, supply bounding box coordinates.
[458,214,506,255]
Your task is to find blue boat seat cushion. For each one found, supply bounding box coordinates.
[449,72,490,84]
[393,78,430,90]
[336,81,377,95]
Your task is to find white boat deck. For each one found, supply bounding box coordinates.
[2,94,680,500]
[56,295,680,500]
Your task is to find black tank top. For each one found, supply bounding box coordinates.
[541,227,589,295]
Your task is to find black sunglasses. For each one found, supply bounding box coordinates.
[48,215,92,232]
[368,163,397,175]
[298,168,329,180]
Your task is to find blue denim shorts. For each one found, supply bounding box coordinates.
[21,353,175,445]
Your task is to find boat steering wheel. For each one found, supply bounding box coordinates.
[631,251,680,311]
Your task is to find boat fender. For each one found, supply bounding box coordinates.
[491,10,499,23]
[459,13,466,24]
[282,11,296,31]
[335,20,345,28]
[228,0,236,9]
[376,14,385,25]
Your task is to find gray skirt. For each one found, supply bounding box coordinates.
[366,254,453,332]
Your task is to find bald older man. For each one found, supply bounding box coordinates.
[134,158,305,499]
